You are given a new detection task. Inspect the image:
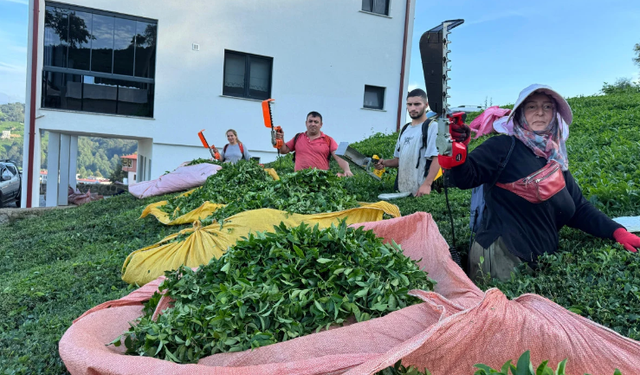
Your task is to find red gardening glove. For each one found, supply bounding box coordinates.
[450,122,471,146]
[613,228,640,253]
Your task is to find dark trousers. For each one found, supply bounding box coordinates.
[469,237,523,282]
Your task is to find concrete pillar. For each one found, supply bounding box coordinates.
[68,135,78,190]
[58,134,70,205]
[45,132,60,207]
[137,138,153,181]
[137,155,144,183]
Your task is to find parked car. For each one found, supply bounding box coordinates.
[0,160,21,207]
[449,105,484,114]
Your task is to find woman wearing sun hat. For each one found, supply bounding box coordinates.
[441,84,640,281]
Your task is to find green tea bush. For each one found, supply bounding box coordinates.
[0,194,177,374]
[2,92,638,374]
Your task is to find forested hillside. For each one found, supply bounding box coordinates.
[0,103,25,165]
[0,103,136,178]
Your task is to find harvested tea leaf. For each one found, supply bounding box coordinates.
[120,220,435,363]
[162,162,361,223]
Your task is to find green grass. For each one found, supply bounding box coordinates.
[0,195,181,374]
[1,92,639,374]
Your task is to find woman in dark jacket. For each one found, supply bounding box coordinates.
[441,84,640,281]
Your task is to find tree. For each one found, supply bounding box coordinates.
[634,43,640,69]
[77,166,87,179]
[45,8,94,49]
[602,77,640,95]
[7,143,22,165]
[109,159,127,183]
[0,103,25,122]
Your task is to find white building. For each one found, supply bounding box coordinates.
[22,0,416,207]
[121,153,137,184]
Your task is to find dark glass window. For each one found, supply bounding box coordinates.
[223,50,273,100]
[113,18,136,76]
[42,72,154,117]
[362,0,389,16]
[42,71,82,111]
[66,10,92,70]
[42,2,157,117]
[364,85,385,109]
[91,14,114,73]
[113,79,154,117]
[134,21,157,78]
[223,52,246,97]
[82,76,117,113]
[44,6,68,67]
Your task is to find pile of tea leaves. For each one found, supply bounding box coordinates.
[161,161,361,223]
[115,221,434,363]
[185,158,222,166]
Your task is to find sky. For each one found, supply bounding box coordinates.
[0,0,639,106]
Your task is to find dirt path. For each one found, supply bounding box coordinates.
[0,205,76,225]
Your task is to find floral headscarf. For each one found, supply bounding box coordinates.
[512,102,569,171]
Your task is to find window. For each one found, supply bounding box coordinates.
[6,165,17,175]
[42,2,157,117]
[363,85,385,110]
[223,50,273,100]
[362,0,390,16]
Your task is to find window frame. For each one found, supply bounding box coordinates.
[361,0,390,16]
[363,85,386,110]
[222,50,273,100]
[42,1,157,118]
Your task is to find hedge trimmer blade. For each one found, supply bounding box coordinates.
[419,19,464,156]
[262,99,275,129]
[197,129,220,160]
[261,99,283,149]
[420,19,463,118]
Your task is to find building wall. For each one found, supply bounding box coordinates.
[26,0,414,186]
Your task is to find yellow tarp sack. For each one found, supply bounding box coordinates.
[140,200,226,225]
[122,202,400,285]
[263,168,279,180]
[139,168,280,225]
[140,197,400,226]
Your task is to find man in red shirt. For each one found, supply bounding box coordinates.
[276,111,353,177]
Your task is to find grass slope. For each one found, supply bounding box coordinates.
[0,92,639,374]
[0,195,179,374]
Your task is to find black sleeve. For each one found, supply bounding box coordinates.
[565,171,623,239]
[448,135,512,190]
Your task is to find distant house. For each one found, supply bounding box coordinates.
[39,169,47,183]
[1,131,10,140]
[121,154,137,184]
[22,0,415,207]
